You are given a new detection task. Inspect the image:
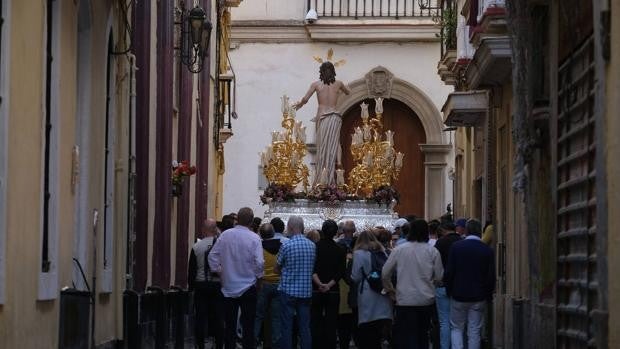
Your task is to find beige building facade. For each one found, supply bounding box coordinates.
[0,0,232,347]
[440,0,619,347]
[0,1,131,347]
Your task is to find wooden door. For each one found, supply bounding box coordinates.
[340,99,426,217]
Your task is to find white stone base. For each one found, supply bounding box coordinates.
[263,199,398,232]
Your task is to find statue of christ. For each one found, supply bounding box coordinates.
[294,61,351,186]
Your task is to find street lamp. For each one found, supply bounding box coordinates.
[180,6,212,73]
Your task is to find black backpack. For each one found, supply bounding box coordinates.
[363,250,388,294]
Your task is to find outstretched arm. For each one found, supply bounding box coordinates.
[294,83,316,110]
[340,81,351,95]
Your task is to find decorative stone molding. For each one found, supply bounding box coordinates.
[365,66,394,99]
[336,73,446,144]
[437,50,457,86]
[231,20,310,44]
[231,19,439,44]
[306,20,439,42]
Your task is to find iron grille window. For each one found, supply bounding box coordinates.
[556,35,597,348]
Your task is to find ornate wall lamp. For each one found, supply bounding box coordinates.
[180,6,212,73]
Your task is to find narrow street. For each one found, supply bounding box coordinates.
[0,0,619,348]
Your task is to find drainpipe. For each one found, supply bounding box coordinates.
[126,53,137,291]
[91,209,99,349]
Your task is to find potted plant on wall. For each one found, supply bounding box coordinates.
[171,160,197,197]
[435,1,457,53]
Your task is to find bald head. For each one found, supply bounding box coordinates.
[204,218,218,237]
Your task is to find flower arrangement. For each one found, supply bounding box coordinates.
[260,183,296,204]
[370,185,400,205]
[308,185,348,203]
[171,160,196,196]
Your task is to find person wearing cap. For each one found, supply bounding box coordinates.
[392,218,409,246]
[433,220,462,349]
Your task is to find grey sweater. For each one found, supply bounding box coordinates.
[382,241,443,306]
[351,250,393,325]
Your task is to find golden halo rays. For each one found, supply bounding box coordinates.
[313,48,347,67]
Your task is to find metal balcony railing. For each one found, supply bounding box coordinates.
[308,0,441,19]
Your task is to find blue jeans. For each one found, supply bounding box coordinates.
[255,282,281,348]
[435,287,450,349]
[450,300,485,349]
[279,291,311,349]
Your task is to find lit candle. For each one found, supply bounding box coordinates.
[375,97,384,114]
[364,152,373,167]
[319,168,328,185]
[384,147,393,159]
[272,130,279,143]
[336,169,345,186]
[395,152,404,168]
[289,105,296,118]
[360,102,369,119]
[281,95,289,113]
[385,130,394,146]
[363,125,372,141]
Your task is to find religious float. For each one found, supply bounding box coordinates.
[259,95,404,231]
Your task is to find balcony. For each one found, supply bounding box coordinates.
[463,0,510,88]
[306,0,441,41]
[442,90,488,127]
[231,0,441,43]
[310,0,440,19]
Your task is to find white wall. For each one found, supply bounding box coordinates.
[231,0,305,21]
[224,41,453,217]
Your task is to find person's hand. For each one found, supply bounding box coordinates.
[293,101,303,110]
[319,283,330,293]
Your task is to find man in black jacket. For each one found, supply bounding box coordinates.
[443,219,495,349]
[433,221,462,349]
[188,218,224,349]
[311,220,346,349]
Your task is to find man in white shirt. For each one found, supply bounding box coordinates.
[382,220,443,348]
[208,207,264,349]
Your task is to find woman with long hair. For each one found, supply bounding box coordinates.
[350,230,393,349]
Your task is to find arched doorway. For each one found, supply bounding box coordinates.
[340,99,426,217]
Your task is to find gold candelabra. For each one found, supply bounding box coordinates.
[260,95,310,192]
[348,98,404,197]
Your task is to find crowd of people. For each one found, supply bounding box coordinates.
[188,207,495,349]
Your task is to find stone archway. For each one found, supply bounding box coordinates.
[337,68,452,219]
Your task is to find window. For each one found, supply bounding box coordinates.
[39,0,60,300]
[0,0,10,304]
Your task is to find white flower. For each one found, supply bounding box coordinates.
[172,160,179,168]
